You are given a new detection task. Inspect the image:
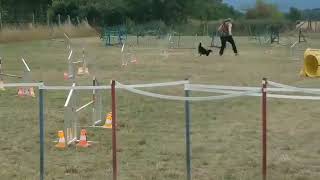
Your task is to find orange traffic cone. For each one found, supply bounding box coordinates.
[77,67,84,75]
[0,80,5,90]
[29,87,35,97]
[131,56,137,64]
[103,112,112,129]
[18,88,24,97]
[55,130,66,149]
[64,72,69,80]
[76,129,90,148]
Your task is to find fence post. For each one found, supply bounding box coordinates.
[47,12,50,27]
[184,84,192,180]
[67,15,71,25]
[262,78,267,180]
[0,12,2,29]
[39,84,45,180]
[32,13,35,26]
[58,14,61,26]
[111,80,118,180]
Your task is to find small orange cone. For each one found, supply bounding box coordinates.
[103,112,112,129]
[18,88,24,97]
[64,72,69,80]
[29,87,35,97]
[0,80,5,90]
[76,129,90,148]
[55,130,66,149]
[77,67,84,75]
[131,56,137,64]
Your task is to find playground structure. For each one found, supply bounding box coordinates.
[134,29,167,47]
[64,48,89,80]
[248,25,280,45]
[168,32,198,50]
[61,77,104,146]
[210,31,221,48]
[300,48,320,77]
[102,27,127,46]
[64,33,71,50]
[121,43,137,66]
[63,34,90,80]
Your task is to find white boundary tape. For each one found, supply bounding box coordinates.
[1,83,42,87]
[268,81,320,95]
[3,80,320,101]
[188,86,320,100]
[39,80,188,90]
[185,84,320,93]
[117,82,260,101]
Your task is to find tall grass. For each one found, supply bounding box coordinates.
[0,22,97,43]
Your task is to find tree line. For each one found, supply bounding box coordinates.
[0,0,319,27]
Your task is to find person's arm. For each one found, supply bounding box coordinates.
[218,24,223,32]
[228,23,232,36]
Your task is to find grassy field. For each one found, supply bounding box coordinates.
[1,34,320,180]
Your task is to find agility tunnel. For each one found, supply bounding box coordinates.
[301,48,320,77]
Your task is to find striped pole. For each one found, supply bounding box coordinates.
[185,88,192,180]
[262,78,267,180]
[111,80,118,180]
[39,85,45,180]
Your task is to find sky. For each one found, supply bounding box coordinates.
[223,0,320,12]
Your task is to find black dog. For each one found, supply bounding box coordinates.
[198,43,212,56]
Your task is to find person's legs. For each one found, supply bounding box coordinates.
[219,37,227,55]
[227,36,238,54]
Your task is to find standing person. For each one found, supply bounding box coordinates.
[218,18,238,56]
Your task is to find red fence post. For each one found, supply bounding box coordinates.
[262,78,267,180]
[111,80,117,180]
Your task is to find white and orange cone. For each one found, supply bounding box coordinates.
[18,88,24,97]
[0,80,5,90]
[76,129,90,148]
[29,87,35,97]
[63,72,69,80]
[103,112,112,129]
[55,130,66,149]
[130,55,137,64]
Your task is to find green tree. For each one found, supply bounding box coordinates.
[246,0,284,21]
[287,7,302,22]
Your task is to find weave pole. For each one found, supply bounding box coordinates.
[184,88,192,180]
[262,78,267,180]
[39,85,45,180]
[111,80,118,180]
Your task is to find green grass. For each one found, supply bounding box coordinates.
[1,35,320,180]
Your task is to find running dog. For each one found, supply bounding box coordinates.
[198,43,212,56]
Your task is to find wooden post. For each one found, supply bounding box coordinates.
[58,14,61,26]
[47,12,50,27]
[67,15,71,25]
[32,13,35,26]
[0,12,2,29]
[76,17,80,25]
[111,80,118,180]
[262,78,267,180]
